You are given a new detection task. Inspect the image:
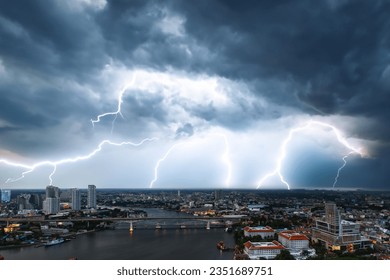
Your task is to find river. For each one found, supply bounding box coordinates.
[0,208,235,260]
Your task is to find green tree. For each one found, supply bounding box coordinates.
[274,249,295,260]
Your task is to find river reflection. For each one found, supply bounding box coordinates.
[0,208,235,260]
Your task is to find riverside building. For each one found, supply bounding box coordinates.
[312,202,371,250]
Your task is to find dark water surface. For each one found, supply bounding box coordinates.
[0,209,234,260]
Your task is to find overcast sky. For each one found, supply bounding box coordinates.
[0,0,389,190]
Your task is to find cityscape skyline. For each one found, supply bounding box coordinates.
[1,1,390,189]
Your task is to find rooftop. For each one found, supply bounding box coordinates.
[244,240,285,250]
[244,226,274,233]
[278,230,309,241]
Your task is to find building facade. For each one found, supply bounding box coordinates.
[71,188,81,211]
[244,241,285,260]
[45,185,60,199]
[43,185,60,214]
[243,226,275,239]
[87,185,96,209]
[1,189,11,203]
[43,197,60,214]
[312,202,370,250]
[278,230,310,249]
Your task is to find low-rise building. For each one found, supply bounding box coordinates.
[278,230,309,249]
[243,226,275,239]
[244,240,285,260]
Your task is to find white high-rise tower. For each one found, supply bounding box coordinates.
[87,185,96,209]
[71,188,81,211]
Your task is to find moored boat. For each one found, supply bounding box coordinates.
[44,238,65,247]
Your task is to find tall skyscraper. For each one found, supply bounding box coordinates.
[325,202,340,225]
[1,189,11,203]
[43,185,60,214]
[71,188,81,211]
[87,185,96,209]
[45,185,60,199]
[312,202,370,250]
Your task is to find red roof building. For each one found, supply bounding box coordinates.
[243,226,275,239]
[278,230,310,249]
[244,240,285,260]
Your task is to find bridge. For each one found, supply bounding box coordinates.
[0,215,247,223]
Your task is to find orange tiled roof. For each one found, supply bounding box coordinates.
[244,226,274,233]
[244,241,285,250]
[278,231,309,241]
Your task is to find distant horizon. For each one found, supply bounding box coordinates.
[3,186,389,192]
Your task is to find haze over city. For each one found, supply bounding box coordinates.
[0,0,389,189]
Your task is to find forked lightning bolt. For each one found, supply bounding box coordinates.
[1,138,157,185]
[256,120,363,190]
[91,74,137,133]
[332,151,354,188]
[149,143,181,188]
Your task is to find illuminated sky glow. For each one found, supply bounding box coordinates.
[0,1,389,189]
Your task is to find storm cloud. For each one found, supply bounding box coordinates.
[0,0,389,189]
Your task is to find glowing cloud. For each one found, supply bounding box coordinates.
[1,138,157,186]
[256,120,363,190]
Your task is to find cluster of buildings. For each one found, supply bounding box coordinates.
[242,226,315,259]
[1,185,97,216]
[43,184,97,214]
[242,202,376,260]
[1,189,389,258]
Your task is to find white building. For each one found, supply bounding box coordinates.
[71,188,81,211]
[278,230,310,249]
[43,197,60,214]
[87,185,96,209]
[244,241,285,260]
[312,202,371,250]
[243,226,275,239]
[1,189,11,203]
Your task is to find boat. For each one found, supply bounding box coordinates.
[216,241,225,250]
[44,238,65,247]
[180,225,186,229]
[155,223,162,229]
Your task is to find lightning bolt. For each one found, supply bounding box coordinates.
[215,134,232,187]
[256,120,363,190]
[90,74,137,133]
[149,143,181,188]
[1,138,157,185]
[332,151,354,188]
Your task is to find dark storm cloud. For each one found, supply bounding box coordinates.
[0,0,108,80]
[165,0,390,140]
[0,0,389,189]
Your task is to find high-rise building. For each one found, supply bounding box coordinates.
[87,185,96,209]
[16,194,34,210]
[71,188,81,211]
[43,185,60,214]
[312,202,370,250]
[43,197,60,214]
[1,189,11,203]
[30,194,42,209]
[45,185,60,199]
